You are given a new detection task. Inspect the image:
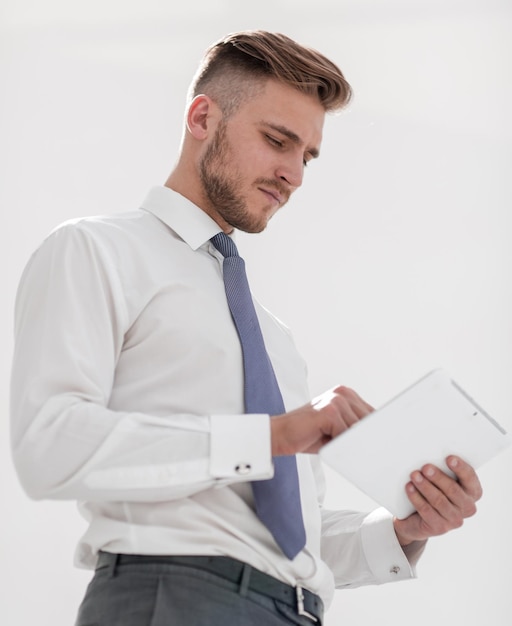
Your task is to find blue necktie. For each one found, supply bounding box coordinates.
[211,232,306,560]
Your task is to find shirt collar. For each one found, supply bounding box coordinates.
[140,186,226,251]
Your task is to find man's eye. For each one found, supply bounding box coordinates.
[266,135,283,147]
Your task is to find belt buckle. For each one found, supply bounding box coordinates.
[296,585,318,623]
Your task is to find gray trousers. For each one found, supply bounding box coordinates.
[75,558,321,626]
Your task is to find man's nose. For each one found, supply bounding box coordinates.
[275,155,304,190]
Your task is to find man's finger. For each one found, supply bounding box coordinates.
[446,456,483,502]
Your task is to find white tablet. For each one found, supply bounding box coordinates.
[319,369,511,519]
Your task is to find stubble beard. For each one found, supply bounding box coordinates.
[199,123,269,234]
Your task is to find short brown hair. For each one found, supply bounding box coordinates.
[189,30,352,116]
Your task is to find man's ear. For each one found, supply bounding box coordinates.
[186,94,220,140]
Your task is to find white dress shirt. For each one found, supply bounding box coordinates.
[11,186,420,608]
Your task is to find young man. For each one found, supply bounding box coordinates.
[11,31,482,625]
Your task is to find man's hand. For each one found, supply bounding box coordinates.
[270,386,374,456]
[394,456,483,546]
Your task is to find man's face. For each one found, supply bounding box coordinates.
[199,79,325,233]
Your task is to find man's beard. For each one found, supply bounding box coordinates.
[199,123,278,234]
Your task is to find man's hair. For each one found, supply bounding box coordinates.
[188,30,352,116]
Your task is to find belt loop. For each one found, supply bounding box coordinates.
[107,553,120,579]
[238,563,252,597]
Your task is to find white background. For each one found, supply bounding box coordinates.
[2,1,511,624]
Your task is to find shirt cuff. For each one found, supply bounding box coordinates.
[360,507,418,583]
[209,414,274,480]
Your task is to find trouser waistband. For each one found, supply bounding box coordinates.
[96,552,323,624]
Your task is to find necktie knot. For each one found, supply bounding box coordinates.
[211,232,239,259]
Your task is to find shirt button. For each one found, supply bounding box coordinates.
[390,566,400,575]
[235,463,252,475]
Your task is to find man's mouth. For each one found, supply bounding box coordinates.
[259,187,283,206]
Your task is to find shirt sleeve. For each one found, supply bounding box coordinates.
[309,457,423,588]
[10,224,273,503]
[320,507,422,589]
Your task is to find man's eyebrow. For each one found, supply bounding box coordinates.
[262,122,320,159]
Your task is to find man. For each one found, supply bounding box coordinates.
[11,31,482,625]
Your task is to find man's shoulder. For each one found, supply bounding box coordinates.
[43,208,161,249]
[51,208,148,236]
[26,210,163,274]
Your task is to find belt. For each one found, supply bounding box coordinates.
[96,552,323,624]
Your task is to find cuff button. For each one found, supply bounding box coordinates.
[235,463,252,475]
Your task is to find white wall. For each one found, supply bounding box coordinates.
[2,1,511,624]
